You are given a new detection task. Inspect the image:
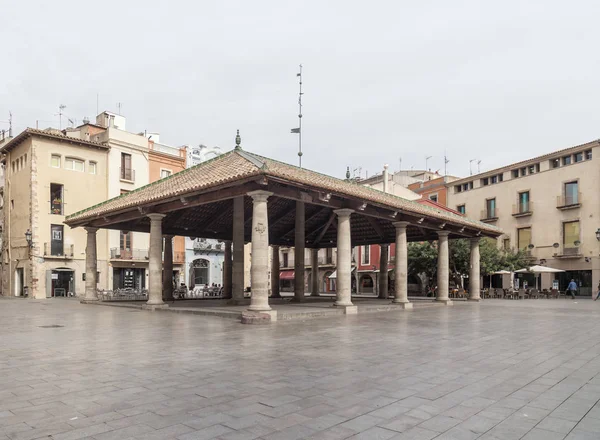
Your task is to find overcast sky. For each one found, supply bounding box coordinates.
[3,1,600,179]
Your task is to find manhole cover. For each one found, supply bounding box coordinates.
[38,325,64,328]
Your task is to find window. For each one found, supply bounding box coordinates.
[89,161,97,174]
[503,238,510,250]
[282,252,289,267]
[455,185,462,193]
[51,155,61,168]
[574,152,583,163]
[50,183,63,215]
[120,230,132,257]
[491,175,498,184]
[482,177,489,186]
[50,224,64,256]
[326,248,333,264]
[160,169,172,179]
[550,158,560,169]
[563,221,580,249]
[486,198,496,218]
[517,227,532,250]
[120,153,133,180]
[535,163,540,172]
[564,181,579,205]
[512,169,519,178]
[429,193,438,203]
[498,173,504,182]
[361,245,370,265]
[457,205,466,215]
[585,150,592,160]
[520,167,527,176]
[562,155,572,166]
[65,157,84,172]
[528,165,535,174]
[518,191,530,213]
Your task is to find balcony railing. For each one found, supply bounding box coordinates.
[119,167,135,182]
[512,201,533,217]
[44,243,74,258]
[555,246,582,258]
[557,193,581,209]
[110,248,148,260]
[193,240,223,253]
[480,208,499,221]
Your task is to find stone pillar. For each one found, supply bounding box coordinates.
[83,227,98,302]
[293,201,305,302]
[232,196,245,303]
[248,190,275,318]
[271,245,281,298]
[378,244,389,299]
[145,214,167,308]
[162,235,174,301]
[469,238,481,301]
[393,222,412,308]
[311,248,320,296]
[437,231,452,305]
[222,240,232,299]
[334,209,356,313]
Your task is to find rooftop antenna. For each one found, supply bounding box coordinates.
[8,111,12,137]
[68,118,75,128]
[444,151,449,176]
[117,102,123,115]
[290,64,303,167]
[55,104,67,130]
[477,160,482,174]
[469,158,477,176]
[398,157,402,172]
[425,155,432,171]
[96,93,99,115]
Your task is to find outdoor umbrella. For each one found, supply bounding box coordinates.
[488,270,512,289]
[515,265,565,289]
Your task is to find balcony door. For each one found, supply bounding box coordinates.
[486,198,496,218]
[50,224,64,256]
[564,181,578,205]
[120,230,132,259]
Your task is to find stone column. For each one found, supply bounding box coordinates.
[162,235,174,301]
[232,196,245,303]
[437,231,452,305]
[334,209,356,313]
[248,190,275,317]
[293,201,305,302]
[378,244,389,299]
[271,245,281,298]
[469,238,481,301]
[393,222,412,308]
[222,240,232,299]
[83,227,98,302]
[311,248,320,296]
[145,214,167,308]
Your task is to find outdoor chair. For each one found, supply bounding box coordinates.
[517,289,527,300]
[550,289,560,299]
[504,289,513,299]
[457,288,466,299]
[495,288,504,299]
[529,288,539,299]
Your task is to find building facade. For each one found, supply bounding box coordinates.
[1,129,110,298]
[447,139,600,295]
[278,247,338,294]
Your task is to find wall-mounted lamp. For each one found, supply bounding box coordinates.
[596,228,600,241]
[24,229,33,248]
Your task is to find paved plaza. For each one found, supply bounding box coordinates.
[1,300,600,440]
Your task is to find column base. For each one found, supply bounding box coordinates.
[80,298,99,304]
[241,310,277,324]
[333,303,357,314]
[392,301,413,309]
[467,298,481,302]
[247,304,272,312]
[310,293,320,297]
[436,299,454,305]
[142,304,169,310]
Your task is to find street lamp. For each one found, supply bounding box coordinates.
[595,228,600,241]
[24,229,33,247]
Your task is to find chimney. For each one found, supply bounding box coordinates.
[383,164,389,193]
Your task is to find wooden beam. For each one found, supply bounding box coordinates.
[366,216,384,239]
[312,211,337,246]
[279,206,329,240]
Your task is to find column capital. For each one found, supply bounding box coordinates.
[147,213,166,222]
[163,234,174,240]
[380,243,389,248]
[437,230,450,238]
[247,190,273,202]
[393,221,410,230]
[84,226,99,233]
[333,208,354,218]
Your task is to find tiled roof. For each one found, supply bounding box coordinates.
[66,148,502,235]
[0,128,110,153]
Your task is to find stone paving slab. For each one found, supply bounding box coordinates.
[1,298,600,439]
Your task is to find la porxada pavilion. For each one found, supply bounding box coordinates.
[65,138,502,322]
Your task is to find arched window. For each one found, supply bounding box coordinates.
[191,259,210,286]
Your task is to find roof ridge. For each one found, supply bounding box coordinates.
[235,149,267,169]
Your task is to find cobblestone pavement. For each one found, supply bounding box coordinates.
[1,299,600,440]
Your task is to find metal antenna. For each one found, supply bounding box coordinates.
[425,155,432,171]
[55,104,67,130]
[469,158,477,176]
[477,160,482,174]
[444,150,449,176]
[117,102,123,115]
[291,64,303,167]
[8,111,12,137]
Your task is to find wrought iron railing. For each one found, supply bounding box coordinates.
[44,243,74,258]
[110,248,148,260]
[119,167,135,182]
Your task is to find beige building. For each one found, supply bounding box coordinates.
[1,129,110,298]
[447,139,600,295]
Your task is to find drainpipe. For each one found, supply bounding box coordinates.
[383,164,389,194]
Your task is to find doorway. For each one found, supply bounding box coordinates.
[15,267,24,297]
[47,269,74,297]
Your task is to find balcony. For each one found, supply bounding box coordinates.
[193,240,223,254]
[110,248,148,260]
[317,255,335,265]
[557,193,581,210]
[554,246,582,259]
[173,251,186,264]
[44,243,74,259]
[480,208,499,222]
[512,201,533,217]
[119,167,135,183]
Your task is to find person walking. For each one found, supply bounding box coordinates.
[594,281,600,301]
[566,279,577,299]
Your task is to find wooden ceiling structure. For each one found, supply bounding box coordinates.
[65,147,502,247]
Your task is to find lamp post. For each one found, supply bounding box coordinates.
[25,229,33,248]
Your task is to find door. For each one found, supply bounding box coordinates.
[51,224,64,256]
[16,268,24,297]
[123,268,135,289]
[119,231,132,259]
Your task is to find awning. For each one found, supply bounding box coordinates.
[280,270,295,280]
[328,267,356,279]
